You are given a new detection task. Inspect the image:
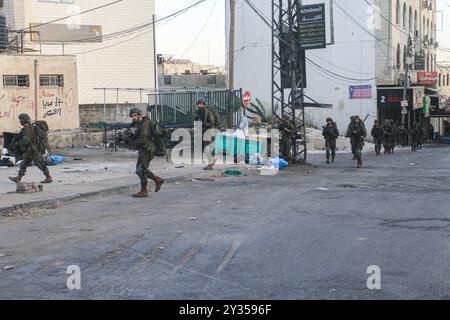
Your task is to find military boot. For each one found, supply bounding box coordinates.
[41,174,53,184]
[133,184,149,198]
[357,159,363,168]
[9,175,24,183]
[153,176,165,193]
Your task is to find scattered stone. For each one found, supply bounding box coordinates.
[16,182,43,194]
[317,187,329,191]
[189,217,198,221]
[2,265,14,271]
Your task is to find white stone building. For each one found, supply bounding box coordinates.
[225,0,438,133]
[0,0,156,106]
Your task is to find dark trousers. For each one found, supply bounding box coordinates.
[136,150,156,187]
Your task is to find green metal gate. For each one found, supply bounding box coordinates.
[148,89,243,127]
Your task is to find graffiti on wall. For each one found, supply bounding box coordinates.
[0,88,77,132]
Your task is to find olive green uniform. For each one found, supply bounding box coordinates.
[346,122,367,161]
[17,124,50,177]
[128,118,157,187]
[322,124,339,162]
[280,120,296,161]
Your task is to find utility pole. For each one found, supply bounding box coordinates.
[228,0,236,91]
[153,14,159,109]
[402,37,412,127]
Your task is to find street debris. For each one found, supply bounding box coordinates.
[189,217,198,221]
[409,163,418,166]
[16,182,43,194]
[2,265,14,271]
[317,187,329,191]
[224,170,244,176]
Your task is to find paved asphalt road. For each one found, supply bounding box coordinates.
[0,146,449,299]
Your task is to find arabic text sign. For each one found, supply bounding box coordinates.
[349,85,372,99]
[417,71,438,85]
[297,3,326,50]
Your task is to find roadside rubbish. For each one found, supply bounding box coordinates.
[224,170,244,176]
[16,182,43,194]
[189,217,198,221]
[270,157,289,170]
[51,155,65,165]
[0,158,14,167]
[2,265,14,271]
[249,153,264,166]
[317,187,329,191]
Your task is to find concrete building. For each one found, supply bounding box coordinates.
[158,54,226,90]
[225,0,438,134]
[0,54,79,133]
[0,0,156,106]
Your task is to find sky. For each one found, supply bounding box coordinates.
[156,0,226,67]
[156,0,450,67]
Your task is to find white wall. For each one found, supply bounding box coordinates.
[3,0,156,105]
[226,0,377,134]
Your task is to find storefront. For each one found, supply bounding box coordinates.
[377,87,426,129]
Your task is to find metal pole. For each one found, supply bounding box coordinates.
[228,0,236,90]
[103,88,107,121]
[152,15,159,107]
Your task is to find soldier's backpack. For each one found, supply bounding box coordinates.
[33,121,51,155]
[206,106,221,128]
[147,118,167,157]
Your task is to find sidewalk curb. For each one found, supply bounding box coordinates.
[0,169,230,217]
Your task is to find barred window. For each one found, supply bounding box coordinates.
[40,74,64,87]
[3,75,30,87]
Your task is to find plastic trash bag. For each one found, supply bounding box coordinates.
[50,155,65,165]
[249,153,264,165]
[270,157,289,170]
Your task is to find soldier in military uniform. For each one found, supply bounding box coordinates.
[418,124,425,150]
[9,114,53,184]
[383,119,394,154]
[194,99,218,170]
[398,123,408,147]
[371,120,384,156]
[279,115,296,163]
[127,108,165,198]
[346,116,367,168]
[322,118,339,164]
[409,123,420,152]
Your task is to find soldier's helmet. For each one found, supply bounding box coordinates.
[129,108,143,117]
[197,99,207,106]
[326,118,333,123]
[18,113,31,123]
[282,115,290,121]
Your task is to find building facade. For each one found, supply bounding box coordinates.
[0,54,79,133]
[0,0,156,106]
[225,0,439,134]
[158,54,226,90]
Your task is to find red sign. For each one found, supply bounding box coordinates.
[242,91,252,108]
[417,71,438,85]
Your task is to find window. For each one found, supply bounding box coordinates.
[164,75,172,85]
[409,7,412,31]
[40,74,64,87]
[414,10,418,35]
[447,74,449,86]
[396,0,400,25]
[439,73,442,86]
[396,44,401,69]
[403,45,407,69]
[402,3,407,28]
[3,75,30,87]
[207,75,217,85]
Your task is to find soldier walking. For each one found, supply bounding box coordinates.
[383,119,394,154]
[194,99,218,170]
[322,118,339,164]
[418,125,425,150]
[409,123,420,152]
[371,120,384,156]
[279,115,296,163]
[9,114,53,184]
[346,116,367,168]
[127,108,165,198]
